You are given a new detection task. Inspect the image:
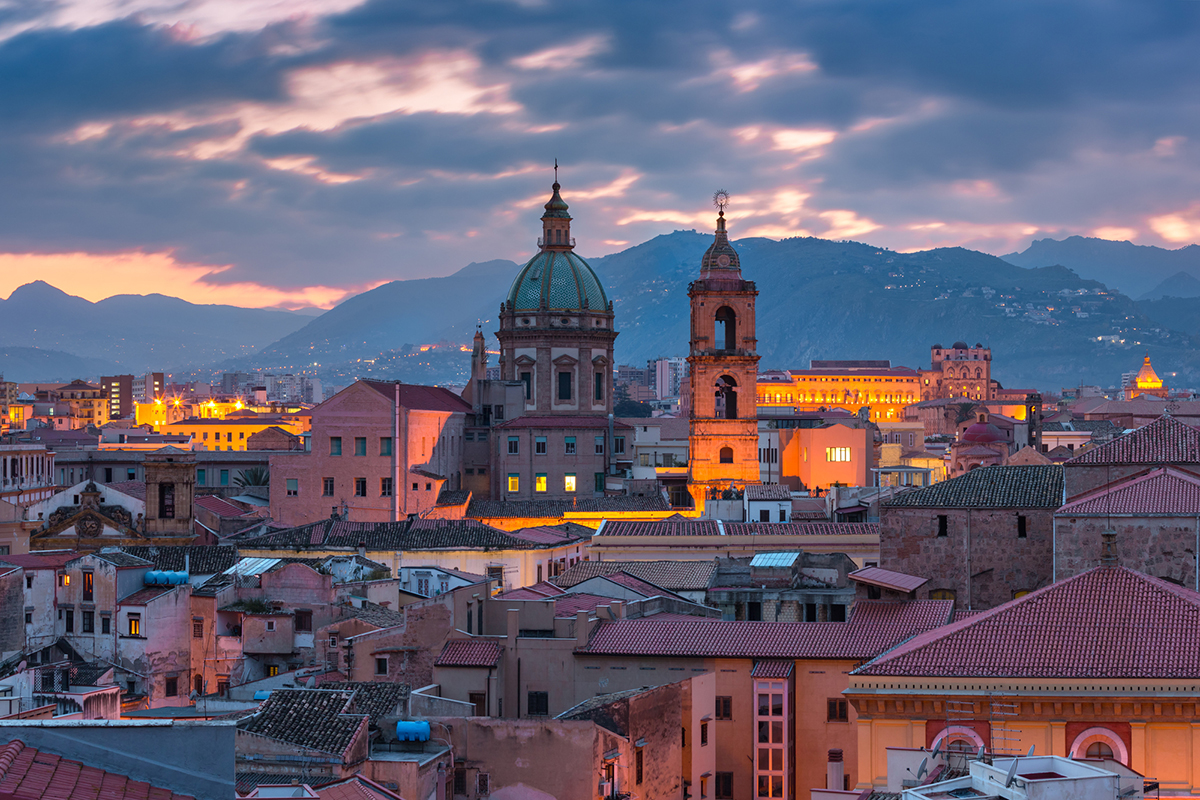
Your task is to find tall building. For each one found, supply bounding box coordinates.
[687,207,760,502]
[101,374,134,420]
[654,356,687,400]
[490,177,625,499]
[918,342,994,401]
[1123,352,1168,400]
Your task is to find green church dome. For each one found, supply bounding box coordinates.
[505,249,609,312]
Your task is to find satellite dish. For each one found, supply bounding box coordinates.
[930,741,942,760]
[976,745,986,760]
[1027,745,1036,757]
[916,757,928,780]
[1004,759,1020,788]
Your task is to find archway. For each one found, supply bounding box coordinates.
[1070,727,1128,764]
[715,375,738,419]
[714,306,737,351]
[719,447,734,464]
[931,725,985,753]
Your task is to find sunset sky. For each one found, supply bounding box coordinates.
[2,0,1199,309]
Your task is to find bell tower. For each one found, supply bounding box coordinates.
[687,193,760,504]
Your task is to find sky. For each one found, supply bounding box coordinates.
[1,0,1199,309]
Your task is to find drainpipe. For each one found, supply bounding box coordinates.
[393,383,400,522]
[966,510,972,611]
[1052,516,1058,583]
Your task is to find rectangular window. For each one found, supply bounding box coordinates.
[375,657,389,676]
[165,677,178,697]
[1018,515,1027,538]
[193,620,203,638]
[353,437,366,456]
[564,474,576,493]
[380,437,392,456]
[159,483,175,518]
[937,515,948,537]
[716,773,734,799]
[219,469,229,487]
[825,447,851,462]
[595,371,604,402]
[381,477,393,497]
[595,472,605,493]
[507,474,519,493]
[104,467,113,482]
[701,721,709,746]
[64,609,74,632]
[636,748,643,785]
[128,615,140,636]
[535,473,547,493]
[330,436,342,456]
[286,478,298,496]
[266,665,279,678]
[527,691,549,716]
[595,435,604,455]
[127,468,136,480]
[827,698,849,722]
[564,436,576,455]
[520,371,532,399]
[557,371,572,401]
[354,478,367,497]
[197,468,206,486]
[493,404,504,420]
[322,477,334,496]
[535,436,547,455]
[614,436,625,455]
[83,572,93,601]
[295,610,312,632]
[716,696,732,720]
[101,616,110,634]
[508,436,520,455]
[82,611,93,632]
[265,620,275,631]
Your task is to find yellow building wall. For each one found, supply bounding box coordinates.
[758,373,921,422]
[161,420,303,451]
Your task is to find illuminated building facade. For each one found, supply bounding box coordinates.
[918,341,995,401]
[1123,352,1168,400]
[758,362,921,423]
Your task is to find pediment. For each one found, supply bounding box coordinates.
[591,354,610,366]
[552,354,579,366]
[513,355,537,366]
[35,507,141,540]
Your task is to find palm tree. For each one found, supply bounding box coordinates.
[233,466,270,488]
[952,402,978,425]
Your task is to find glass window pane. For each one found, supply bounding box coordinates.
[772,694,783,716]
[758,776,770,798]
[771,775,783,797]
[771,721,782,743]
[758,693,769,716]
[772,749,783,770]
[758,748,770,770]
[758,721,769,743]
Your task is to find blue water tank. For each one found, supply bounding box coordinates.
[170,571,188,585]
[144,571,162,585]
[253,690,273,701]
[395,720,430,742]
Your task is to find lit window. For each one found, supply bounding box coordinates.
[508,474,520,492]
[825,447,851,462]
[535,473,547,493]
[564,474,576,493]
[128,615,140,636]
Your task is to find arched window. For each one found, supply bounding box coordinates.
[1070,727,1128,764]
[930,588,956,602]
[1086,742,1113,759]
[719,447,734,463]
[975,368,982,379]
[714,306,736,351]
[194,675,203,696]
[716,375,738,419]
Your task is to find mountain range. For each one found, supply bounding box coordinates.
[6,235,1200,391]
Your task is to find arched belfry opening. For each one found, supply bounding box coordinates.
[714,306,736,351]
[716,375,738,420]
[719,446,734,464]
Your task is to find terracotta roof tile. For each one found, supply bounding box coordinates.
[746,485,791,501]
[195,495,252,518]
[316,682,409,728]
[1068,415,1200,465]
[751,660,795,678]
[884,465,1064,508]
[316,775,405,800]
[855,566,1200,679]
[724,522,879,537]
[435,639,502,668]
[850,567,929,593]
[0,739,195,800]
[553,593,619,617]
[106,481,147,501]
[117,586,175,604]
[551,560,717,591]
[0,552,76,570]
[598,520,720,536]
[468,496,670,518]
[578,600,952,659]
[1058,467,1200,514]
[239,689,368,756]
[360,380,471,414]
[494,416,634,430]
[240,518,569,552]
[599,571,679,599]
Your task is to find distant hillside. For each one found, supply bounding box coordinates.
[1003,236,1200,298]
[0,282,312,373]
[1138,271,1200,301]
[245,232,1200,391]
[0,347,121,383]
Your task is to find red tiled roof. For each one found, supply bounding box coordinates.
[551,560,718,591]
[107,480,147,501]
[435,639,502,667]
[723,522,879,537]
[578,600,952,659]
[600,571,678,599]
[119,586,175,605]
[495,416,634,430]
[195,495,251,518]
[598,520,721,536]
[316,775,405,800]
[850,567,929,593]
[360,380,472,414]
[751,660,795,678]
[508,526,581,545]
[746,485,791,501]
[0,739,195,800]
[495,582,566,600]
[554,593,620,617]
[0,552,76,570]
[1068,414,1200,465]
[855,566,1200,679]
[1058,467,1200,514]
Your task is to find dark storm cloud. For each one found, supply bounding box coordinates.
[0,0,1199,299]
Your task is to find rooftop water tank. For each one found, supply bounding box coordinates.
[144,571,163,585]
[253,690,273,701]
[395,720,430,742]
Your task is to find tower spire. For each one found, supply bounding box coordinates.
[541,162,572,250]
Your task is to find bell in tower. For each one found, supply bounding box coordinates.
[686,191,761,505]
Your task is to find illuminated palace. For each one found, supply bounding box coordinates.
[1123,352,1169,400]
[758,342,998,421]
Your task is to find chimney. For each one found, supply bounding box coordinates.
[576,609,591,648]
[609,600,623,619]
[827,749,844,790]
[506,607,519,644]
[357,542,366,558]
[1100,531,1118,568]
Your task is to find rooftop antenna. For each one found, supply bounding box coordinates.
[1003,758,1020,788]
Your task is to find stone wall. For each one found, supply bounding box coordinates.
[0,566,24,654]
[1055,516,1200,586]
[880,506,1054,608]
